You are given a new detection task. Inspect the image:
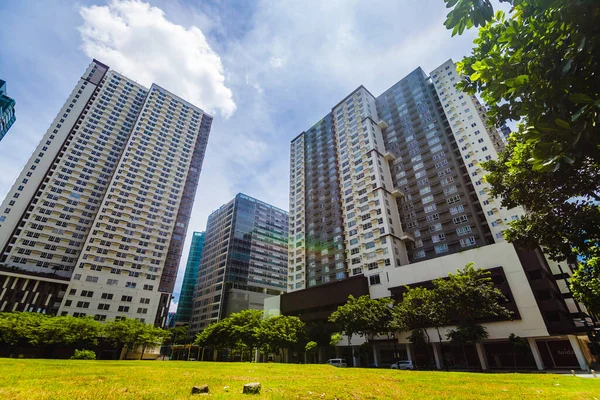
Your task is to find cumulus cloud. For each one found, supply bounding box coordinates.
[78,0,236,117]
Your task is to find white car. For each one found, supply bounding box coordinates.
[391,360,414,370]
[326,358,347,367]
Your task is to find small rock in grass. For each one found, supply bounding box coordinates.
[191,385,209,394]
[243,382,261,394]
[224,386,230,392]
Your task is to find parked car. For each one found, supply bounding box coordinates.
[326,358,347,367]
[391,360,414,370]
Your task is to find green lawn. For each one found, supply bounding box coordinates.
[0,359,597,399]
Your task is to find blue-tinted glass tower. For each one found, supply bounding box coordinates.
[0,79,16,141]
[175,231,206,325]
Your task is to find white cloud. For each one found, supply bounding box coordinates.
[78,0,236,118]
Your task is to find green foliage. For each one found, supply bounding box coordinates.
[443,0,600,260]
[255,315,305,355]
[71,349,96,360]
[305,341,317,353]
[329,295,395,342]
[407,329,429,348]
[193,311,304,359]
[482,130,600,261]
[166,326,188,345]
[570,257,600,315]
[329,333,342,347]
[434,263,513,324]
[394,286,448,335]
[393,263,512,343]
[0,312,49,346]
[446,322,489,345]
[0,312,103,349]
[103,318,169,358]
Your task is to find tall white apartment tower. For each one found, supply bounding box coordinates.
[430,60,523,241]
[0,60,212,326]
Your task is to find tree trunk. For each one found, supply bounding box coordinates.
[461,344,468,367]
[140,346,145,360]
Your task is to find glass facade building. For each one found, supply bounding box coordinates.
[189,193,288,335]
[0,79,16,141]
[175,231,205,325]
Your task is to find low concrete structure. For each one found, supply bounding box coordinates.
[267,243,598,370]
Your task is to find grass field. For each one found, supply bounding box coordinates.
[0,359,598,399]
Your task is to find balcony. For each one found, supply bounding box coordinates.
[390,188,404,198]
[383,152,395,161]
[398,231,415,242]
[377,120,389,129]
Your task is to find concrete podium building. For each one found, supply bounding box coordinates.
[0,60,212,326]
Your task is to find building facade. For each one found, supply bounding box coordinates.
[0,60,212,326]
[175,231,205,325]
[289,59,522,292]
[0,79,16,141]
[189,193,288,336]
[267,241,596,370]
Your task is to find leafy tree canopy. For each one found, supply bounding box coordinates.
[570,257,600,316]
[433,263,513,324]
[443,0,600,262]
[329,295,394,342]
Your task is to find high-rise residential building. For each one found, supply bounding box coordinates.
[175,231,205,325]
[289,59,522,292]
[189,193,288,335]
[0,60,212,326]
[0,79,16,141]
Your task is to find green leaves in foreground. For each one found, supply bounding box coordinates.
[445,0,600,171]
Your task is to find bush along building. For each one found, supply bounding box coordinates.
[273,59,596,370]
[0,60,212,327]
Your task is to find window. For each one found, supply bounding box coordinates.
[434,244,449,254]
[453,215,468,225]
[414,249,426,259]
[369,274,381,285]
[460,237,476,247]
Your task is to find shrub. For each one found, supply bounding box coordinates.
[71,349,96,360]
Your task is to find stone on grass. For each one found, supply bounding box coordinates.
[243,382,261,394]
[191,385,209,394]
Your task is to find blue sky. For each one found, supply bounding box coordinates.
[0,0,484,307]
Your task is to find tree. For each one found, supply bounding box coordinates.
[433,263,513,325]
[570,257,600,316]
[166,325,189,345]
[394,287,447,367]
[194,319,235,352]
[305,341,318,363]
[394,286,448,344]
[507,333,529,368]
[442,0,600,261]
[446,322,489,366]
[328,296,360,345]
[104,318,160,359]
[228,309,263,360]
[255,315,304,359]
[58,316,103,349]
[0,312,47,347]
[329,295,394,344]
[137,324,170,360]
